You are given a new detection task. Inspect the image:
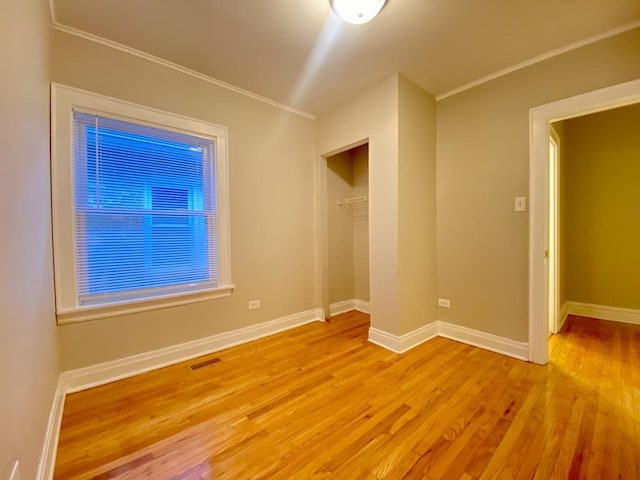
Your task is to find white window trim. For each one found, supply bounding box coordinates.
[51,83,233,324]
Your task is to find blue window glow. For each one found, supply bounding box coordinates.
[73,112,217,304]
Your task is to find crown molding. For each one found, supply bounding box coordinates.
[49,22,316,120]
[48,0,57,24]
[436,20,640,101]
[48,0,639,111]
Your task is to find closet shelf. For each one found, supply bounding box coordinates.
[337,195,368,207]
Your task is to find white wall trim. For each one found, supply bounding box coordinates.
[329,298,370,316]
[367,327,400,352]
[49,24,315,121]
[567,301,640,326]
[38,307,324,478]
[36,380,66,480]
[437,322,529,361]
[61,308,324,393]
[559,301,569,332]
[529,79,640,365]
[47,0,57,24]
[10,461,21,480]
[329,299,356,316]
[41,309,526,477]
[354,299,370,314]
[436,20,640,101]
[368,323,439,354]
[369,321,529,360]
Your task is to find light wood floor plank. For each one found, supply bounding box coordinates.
[54,312,640,479]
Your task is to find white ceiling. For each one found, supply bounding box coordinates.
[51,0,640,115]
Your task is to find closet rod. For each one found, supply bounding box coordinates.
[337,195,368,206]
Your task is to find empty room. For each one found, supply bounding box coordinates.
[1,0,639,479]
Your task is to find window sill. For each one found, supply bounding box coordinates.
[56,285,235,325]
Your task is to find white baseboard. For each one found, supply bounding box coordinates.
[329,299,370,317]
[558,301,569,331]
[329,299,356,317]
[368,323,439,354]
[568,301,640,326]
[354,299,370,314]
[40,307,325,479]
[10,461,21,480]
[369,321,529,361]
[61,308,324,393]
[37,380,66,480]
[437,322,529,361]
[40,306,528,478]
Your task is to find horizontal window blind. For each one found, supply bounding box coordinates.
[73,111,218,305]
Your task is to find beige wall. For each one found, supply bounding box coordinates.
[562,103,640,310]
[552,121,569,311]
[318,74,437,335]
[398,77,437,333]
[0,0,60,478]
[352,145,370,302]
[326,145,370,305]
[436,28,640,341]
[317,75,400,333]
[327,151,355,303]
[51,30,318,369]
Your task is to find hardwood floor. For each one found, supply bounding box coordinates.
[54,312,640,479]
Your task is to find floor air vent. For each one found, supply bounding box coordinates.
[189,357,221,371]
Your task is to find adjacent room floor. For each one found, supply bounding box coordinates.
[54,312,639,479]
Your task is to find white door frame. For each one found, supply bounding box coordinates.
[547,127,559,334]
[528,79,640,365]
[316,139,369,319]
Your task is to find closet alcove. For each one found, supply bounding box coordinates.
[326,143,370,314]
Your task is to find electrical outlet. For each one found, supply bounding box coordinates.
[438,298,451,308]
[248,300,260,310]
[514,196,527,212]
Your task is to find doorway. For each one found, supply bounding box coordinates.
[529,79,640,365]
[325,143,370,317]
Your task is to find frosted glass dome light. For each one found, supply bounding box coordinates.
[329,0,387,24]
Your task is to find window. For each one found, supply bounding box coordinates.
[52,84,232,323]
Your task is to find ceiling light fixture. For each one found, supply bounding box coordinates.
[329,0,387,24]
